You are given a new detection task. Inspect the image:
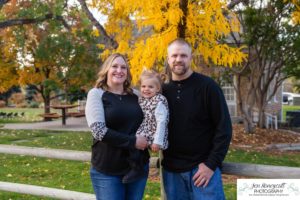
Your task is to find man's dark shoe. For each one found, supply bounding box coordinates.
[122,169,146,184]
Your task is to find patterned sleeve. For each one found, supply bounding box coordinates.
[153,101,169,149]
[85,88,108,141]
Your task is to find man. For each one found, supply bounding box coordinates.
[162,38,232,200]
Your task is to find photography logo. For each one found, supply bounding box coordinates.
[237,179,300,200]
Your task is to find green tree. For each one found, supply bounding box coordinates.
[1,0,100,117]
[228,0,300,133]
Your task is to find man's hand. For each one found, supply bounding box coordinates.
[135,135,148,150]
[151,144,160,152]
[192,163,214,187]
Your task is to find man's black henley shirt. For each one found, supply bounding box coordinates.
[162,72,232,172]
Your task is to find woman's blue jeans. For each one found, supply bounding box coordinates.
[90,165,149,200]
[163,167,225,200]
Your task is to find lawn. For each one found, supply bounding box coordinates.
[0,107,81,124]
[1,129,299,199]
[225,148,300,167]
[282,105,300,121]
[0,108,44,123]
[0,129,91,151]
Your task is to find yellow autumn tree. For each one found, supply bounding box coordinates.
[287,0,300,24]
[83,0,247,82]
[0,30,19,93]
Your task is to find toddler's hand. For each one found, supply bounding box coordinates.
[151,144,160,152]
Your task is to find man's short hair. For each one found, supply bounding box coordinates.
[167,38,192,53]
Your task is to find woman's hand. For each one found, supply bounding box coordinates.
[135,135,148,150]
[151,144,160,152]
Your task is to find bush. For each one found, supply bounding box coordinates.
[9,93,25,107]
[28,101,40,108]
[0,101,5,108]
[33,93,43,104]
[16,103,27,108]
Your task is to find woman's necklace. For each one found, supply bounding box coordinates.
[107,87,125,101]
[113,93,123,101]
[108,91,125,101]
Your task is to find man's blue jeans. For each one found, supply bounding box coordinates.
[90,165,149,200]
[163,167,225,200]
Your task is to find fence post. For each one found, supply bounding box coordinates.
[159,151,166,200]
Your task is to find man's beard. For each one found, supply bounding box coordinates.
[171,63,188,76]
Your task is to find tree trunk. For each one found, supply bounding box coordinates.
[256,91,267,128]
[178,0,188,38]
[44,96,50,114]
[41,86,51,121]
[258,110,265,128]
[257,101,266,128]
[243,118,255,133]
[241,106,256,134]
[235,74,256,134]
[4,97,9,106]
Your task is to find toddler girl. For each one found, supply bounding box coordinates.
[123,70,169,183]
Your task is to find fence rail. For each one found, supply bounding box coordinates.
[1,144,300,199]
[0,181,95,200]
[0,144,90,161]
[222,162,300,178]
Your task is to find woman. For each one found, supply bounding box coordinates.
[85,53,149,200]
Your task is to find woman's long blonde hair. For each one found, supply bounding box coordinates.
[94,53,133,94]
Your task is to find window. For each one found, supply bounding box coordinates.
[222,82,237,117]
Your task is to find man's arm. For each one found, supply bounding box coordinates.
[193,81,232,187]
[204,82,232,171]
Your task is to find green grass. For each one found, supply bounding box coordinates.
[222,148,300,200]
[0,108,44,123]
[0,154,92,193]
[225,148,300,167]
[1,129,299,199]
[143,182,161,199]
[224,184,237,200]
[0,129,162,199]
[282,105,300,121]
[0,153,161,200]
[0,129,91,151]
[0,192,55,200]
[1,129,299,167]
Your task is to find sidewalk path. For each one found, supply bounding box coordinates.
[2,117,90,132]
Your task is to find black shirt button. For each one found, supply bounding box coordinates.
[177,90,180,93]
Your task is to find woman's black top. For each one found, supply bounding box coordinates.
[85,88,149,175]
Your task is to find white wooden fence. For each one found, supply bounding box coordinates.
[0,181,95,200]
[1,144,300,199]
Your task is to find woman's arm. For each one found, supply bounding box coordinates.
[85,88,147,149]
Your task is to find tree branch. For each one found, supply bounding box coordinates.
[77,0,118,49]
[63,0,68,9]
[227,0,248,10]
[55,15,70,31]
[0,13,70,30]
[50,93,66,100]
[0,14,53,28]
[0,0,10,10]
